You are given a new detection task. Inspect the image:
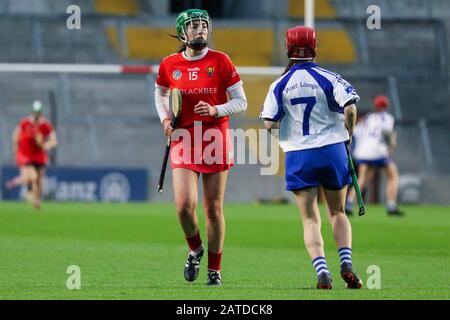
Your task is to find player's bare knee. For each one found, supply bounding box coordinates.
[329,207,345,216]
[386,163,399,179]
[28,174,38,184]
[303,216,321,228]
[176,201,197,218]
[204,207,223,222]
[328,209,347,223]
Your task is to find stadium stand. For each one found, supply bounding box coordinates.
[0,19,35,62]
[289,0,337,19]
[428,123,450,173]
[107,26,175,60]
[0,0,95,14]
[93,0,140,15]
[0,15,119,63]
[314,29,355,64]
[212,28,274,66]
[0,0,449,203]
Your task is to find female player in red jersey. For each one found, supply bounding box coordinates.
[154,9,247,286]
[6,101,58,209]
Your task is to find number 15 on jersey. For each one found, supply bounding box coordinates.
[189,71,198,81]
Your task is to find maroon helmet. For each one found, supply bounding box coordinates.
[286,26,317,60]
[373,95,390,110]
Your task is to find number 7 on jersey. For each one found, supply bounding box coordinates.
[290,96,317,136]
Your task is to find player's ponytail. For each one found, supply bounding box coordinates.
[169,33,187,53]
[282,60,296,75]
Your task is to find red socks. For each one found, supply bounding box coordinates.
[185,230,202,252]
[185,231,222,271]
[208,250,222,272]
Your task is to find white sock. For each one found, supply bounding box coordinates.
[387,201,397,212]
[345,200,354,210]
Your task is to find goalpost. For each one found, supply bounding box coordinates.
[305,0,315,29]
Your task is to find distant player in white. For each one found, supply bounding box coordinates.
[346,95,405,216]
[260,26,362,289]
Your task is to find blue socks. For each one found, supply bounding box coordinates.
[338,247,352,266]
[312,256,330,277]
[312,248,353,277]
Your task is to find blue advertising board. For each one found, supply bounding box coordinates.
[1,166,148,202]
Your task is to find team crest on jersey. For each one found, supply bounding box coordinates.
[345,85,356,95]
[207,67,214,77]
[172,70,182,80]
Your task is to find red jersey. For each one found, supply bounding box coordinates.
[156,48,242,129]
[17,116,54,165]
[156,48,241,173]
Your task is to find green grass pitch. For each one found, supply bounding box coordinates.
[0,201,449,300]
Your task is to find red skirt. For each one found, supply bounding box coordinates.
[170,121,233,173]
[16,151,31,167]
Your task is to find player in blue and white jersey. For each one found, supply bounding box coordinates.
[260,26,362,289]
[346,95,405,216]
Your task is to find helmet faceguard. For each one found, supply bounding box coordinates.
[286,26,317,60]
[176,9,212,51]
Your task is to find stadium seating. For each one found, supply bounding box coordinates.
[315,29,356,64]
[364,21,439,72]
[240,75,278,118]
[0,19,35,62]
[331,0,450,18]
[397,81,450,122]
[106,26,177,60]
[286,0,356,64]
[394,124,426,173]
[212,28,274,66]
[105,26,275,66]
[0,0,95,14]
[288,0,337,18]
[0,16,118,63]
[0,0,449,203]
[93,0,140,15]
[428,124,450,173]
[69,74,155,118]
[41,20,119,63]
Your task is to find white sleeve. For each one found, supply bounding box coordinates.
[333,76,360,108]
[154,85,171,123]
[215,82,247,118]
[259,81,282,121]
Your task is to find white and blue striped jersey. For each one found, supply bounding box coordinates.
[260,62,360,152]
[353,111,395,160]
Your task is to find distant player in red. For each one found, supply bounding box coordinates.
[155,9,247,285]
[6,101,58,209]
